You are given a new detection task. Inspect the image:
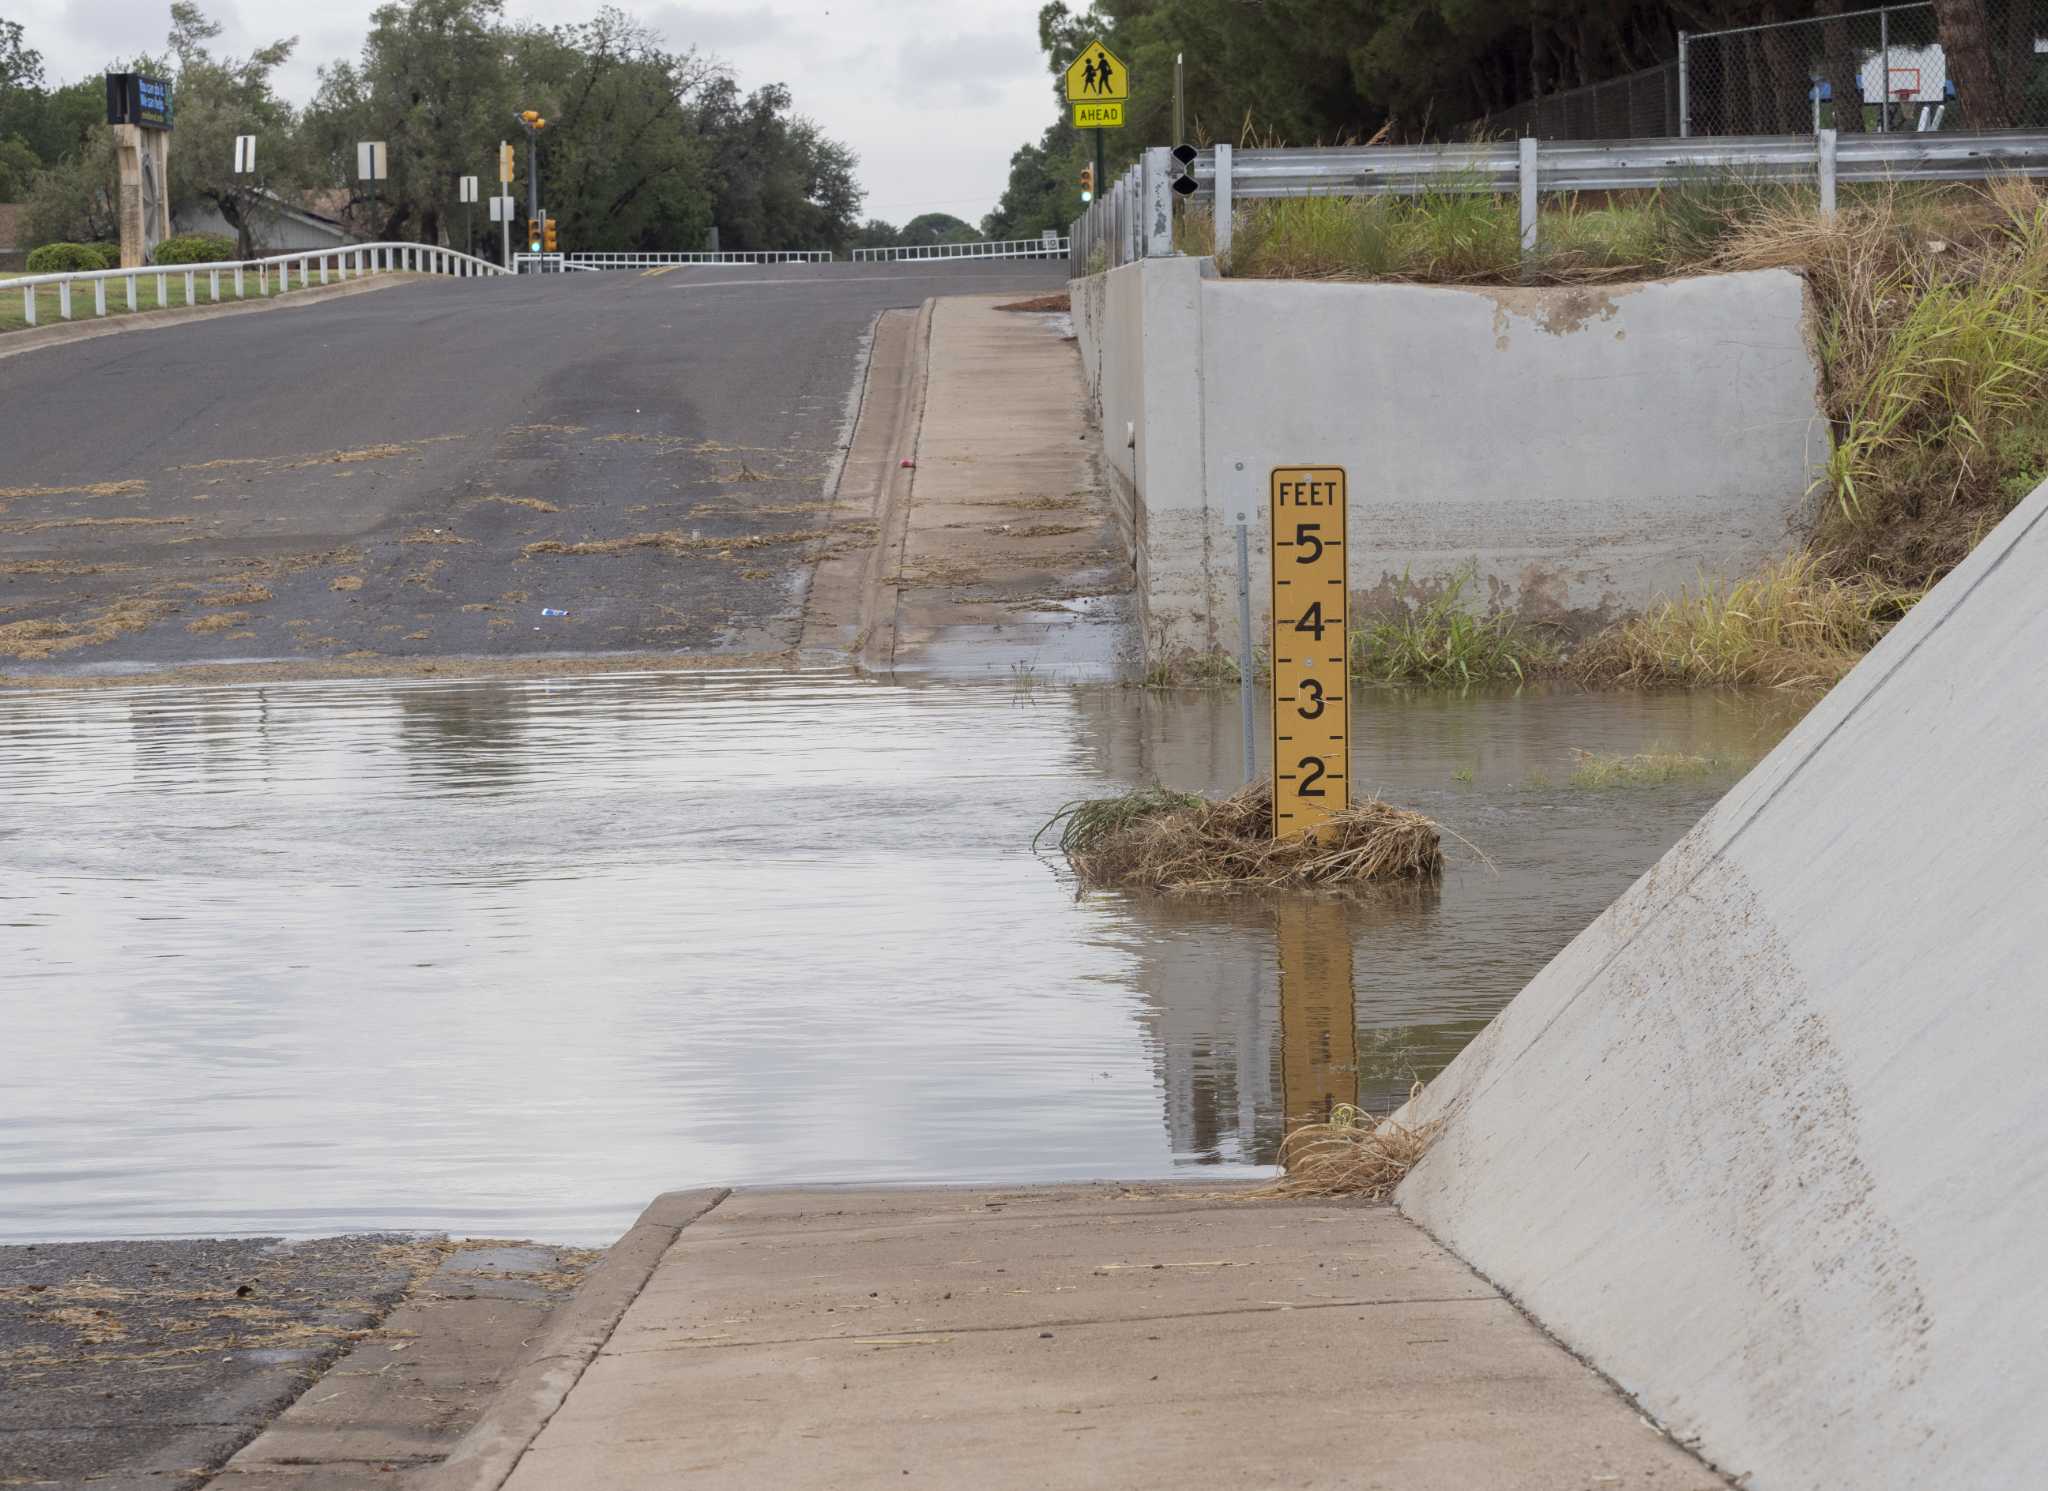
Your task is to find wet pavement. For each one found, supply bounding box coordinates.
[0,263,1066,677]
[0,669,1795,1244]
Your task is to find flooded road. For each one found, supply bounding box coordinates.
[0,671,1792,1243]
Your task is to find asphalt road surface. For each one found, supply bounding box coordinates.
[0,261,1067,676]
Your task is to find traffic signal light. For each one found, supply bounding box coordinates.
[527,217,542,253]
[543,218,558,253]
[520,109,546,130]
[1080,164,1094,202]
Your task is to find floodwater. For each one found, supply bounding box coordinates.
[0,670,1795,1243]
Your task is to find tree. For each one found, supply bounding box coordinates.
[982,121,1082,241]
[506,10,722,253]
[853,218,899,249]
[301,0,513,243]
[695,79,861,251]
[0,134,37,198]
[898,212,979,246]
[1930,0,2023,126]
[24,126,119,244]
[163,3,303,257]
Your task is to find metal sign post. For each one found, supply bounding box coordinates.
[1066,39,1127,199]
[1268,466,1349,838]
[459,174,478,257]
[356,141,387,240]
[490,193,514,266]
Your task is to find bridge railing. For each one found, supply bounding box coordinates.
[9,242,509,327]
[565,251,833,268]
[851,237,1070,262]
[1072,130,2048,273]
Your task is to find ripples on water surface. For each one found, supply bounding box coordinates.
[0,670,1793,1242]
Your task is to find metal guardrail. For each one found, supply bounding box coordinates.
[10,241,508,326]
[850,237,1071,262]
[1072,130,2048,273]
[565,251,832,267]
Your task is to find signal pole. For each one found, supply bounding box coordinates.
[515,109,546,247]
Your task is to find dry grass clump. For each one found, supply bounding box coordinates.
[1039,781,1443,891]
[995,292,1071,313]
[1572,552,1916,690]
[186,610,249,634]
[1259,1097,1440,1199]
[524,528,828,558]
[0,598,174,660]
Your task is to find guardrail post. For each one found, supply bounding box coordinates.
[1818,128,1838,216]
[1143,146,1175,257]
[209,268,220,301]
[1519,136,1540,255]
[183,270,196,306]
[22,283,33,325]
[1214,143,1234,265]
[319,255,329,285]
[157,270,170,304]
[58,280,71,319]
[234,265,244,298]
[94,279,107,316]
[126,276,136,311]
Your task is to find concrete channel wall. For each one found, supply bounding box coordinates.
[1394,475,2048,1491]
[1069,257,1827,662]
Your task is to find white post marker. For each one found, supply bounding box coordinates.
[234,135,256,174]
[356,141,388,180]
[460,175,478,203]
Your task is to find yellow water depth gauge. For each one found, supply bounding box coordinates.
[1269,467,1349,838]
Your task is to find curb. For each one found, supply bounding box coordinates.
[856,296,936,672]
[0,272,418,362]
[426,1187,729,1491]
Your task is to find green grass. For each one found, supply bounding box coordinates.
[1178,174,1808,284]
[1570,552,1918,691]
[0,266,390,334]
[1565,749,1745,788]
[1349,570,1558,686]
[1142,649,1245,687]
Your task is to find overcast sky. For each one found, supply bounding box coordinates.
[13,0,1062,227]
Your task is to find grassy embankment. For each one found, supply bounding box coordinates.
[1154,180,2048,692]
[0,268,388,334]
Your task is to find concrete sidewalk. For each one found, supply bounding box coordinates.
[804,293,1133,679]
[461,1186,1726,1490]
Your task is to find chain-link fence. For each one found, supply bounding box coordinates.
[1462,0,2048,140]
[1685,0,2047,134]
[1463,62,1682,140]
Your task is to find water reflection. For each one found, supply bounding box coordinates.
[0,670,1788,1242]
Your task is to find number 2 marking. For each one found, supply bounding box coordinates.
[1297,756,1327,796]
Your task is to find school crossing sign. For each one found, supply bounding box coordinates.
[1065,40,1127,129]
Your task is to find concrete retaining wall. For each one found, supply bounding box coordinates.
[1395,475,2048,1491]
[1071,257,1827,661]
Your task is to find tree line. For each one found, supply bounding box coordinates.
[0,0,864,257]
[980,0,2047,244]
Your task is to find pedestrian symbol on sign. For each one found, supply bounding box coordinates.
[1064,41,1128,104]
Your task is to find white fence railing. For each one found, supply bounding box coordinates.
[850,237,1071,262]
[1071,129,2048,274]
[566,250,832,268]
[10,241,509,327]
